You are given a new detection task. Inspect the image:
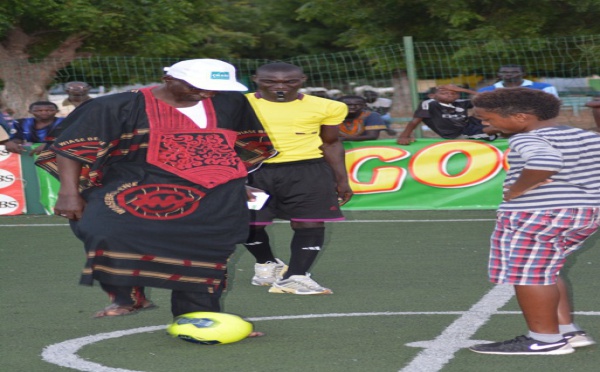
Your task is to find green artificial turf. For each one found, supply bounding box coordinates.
[1,211,598,372]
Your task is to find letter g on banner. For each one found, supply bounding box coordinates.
[345,146,411,194]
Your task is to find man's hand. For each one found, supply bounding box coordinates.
[245,185,265,202]
[336,182,353,206]
[396,136,415,145]
[436,84,478,95]
[54,193,86,221]
[4,140,24,154]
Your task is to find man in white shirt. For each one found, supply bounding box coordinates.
[478,65,559,97]
[363,90,396,135]
[57,81,93,117]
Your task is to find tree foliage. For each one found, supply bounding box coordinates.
[297,0,600,48]
[0,0,263,114]
[3,0,597,66]
[236,0,347,59]
[0,0,265,58]
[1,0,599,115]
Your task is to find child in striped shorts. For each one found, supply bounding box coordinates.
[468,87,600,355]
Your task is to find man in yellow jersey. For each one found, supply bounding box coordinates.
[244,62,353,295]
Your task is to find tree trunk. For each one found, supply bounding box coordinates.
[0,27,86,118]
[391,70,413,118]
[0,62,56,118]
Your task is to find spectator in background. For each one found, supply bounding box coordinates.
[2,108,15,126]
[363,90,397,135]
[3,101,64,155]
[308,88,331,99]
[57,81,93,117]
[585,97,600,131]
[0,108,16,142]
[396,85,497,145]
[49,82,95,146]
[328,89,343,100]
[338,95,386,141]
[0,127,8,143]
[0,117,9,143]
[478,65,559,97]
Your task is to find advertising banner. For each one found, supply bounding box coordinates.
[0,145,27,215]
[341,139,508,210]
[31,138,509,213]
[35,164,60,215]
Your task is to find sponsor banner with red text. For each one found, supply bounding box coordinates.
[31,139,509,213]
[0,145,26,215]
[342,139,508,210]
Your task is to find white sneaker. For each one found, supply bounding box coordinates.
[251,259,287,286]
[268,273,332,295]
[563,331,596,348]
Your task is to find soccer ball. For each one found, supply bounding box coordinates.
[167,312,254,345]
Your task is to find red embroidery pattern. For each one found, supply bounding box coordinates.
[61,142,103,162]
[158,133,241,170]
[141,88,248,189]
[115,184,205,220]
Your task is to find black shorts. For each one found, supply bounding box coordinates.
[247,159,345,224]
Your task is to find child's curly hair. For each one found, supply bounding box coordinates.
[472,87,560,120]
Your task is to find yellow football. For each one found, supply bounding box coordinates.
[167,312,253,345]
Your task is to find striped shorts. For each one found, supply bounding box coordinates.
[489,208,600,285]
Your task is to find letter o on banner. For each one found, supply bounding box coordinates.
[409,141,503,188]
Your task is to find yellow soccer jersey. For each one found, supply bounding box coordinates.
[246,93,347,163]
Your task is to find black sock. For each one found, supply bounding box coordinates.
[243,227,276,264]
[285,227,325,278]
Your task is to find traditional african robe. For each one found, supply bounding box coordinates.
[36,88,276,293]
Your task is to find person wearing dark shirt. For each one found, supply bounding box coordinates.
[363,90,396,135]
[397,85,497,145]
[4,101,64,155]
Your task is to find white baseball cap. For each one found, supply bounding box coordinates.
[163,59,248,91]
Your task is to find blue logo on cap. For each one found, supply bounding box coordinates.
[211,71,230,80]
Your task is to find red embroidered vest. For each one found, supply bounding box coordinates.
[142,88,247,189]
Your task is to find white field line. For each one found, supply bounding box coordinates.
[41,309,600,372]
[400,285,514,372]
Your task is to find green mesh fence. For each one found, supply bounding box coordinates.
[36,35,600,92]
[1,34,599,119]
